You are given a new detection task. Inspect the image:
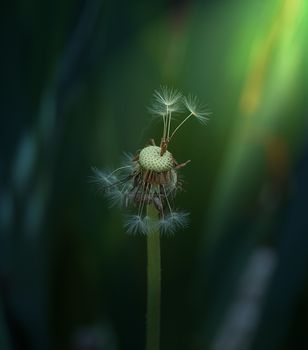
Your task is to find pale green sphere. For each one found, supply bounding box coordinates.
[139,146,173,172]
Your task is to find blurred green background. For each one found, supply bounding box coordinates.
[1,0,308,349]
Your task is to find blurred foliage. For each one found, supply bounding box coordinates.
[1,0,308,349]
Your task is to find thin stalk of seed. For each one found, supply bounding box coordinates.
[162,115,167,140]
[146,204,161,350]
[167,109,172,140]
[170,112,193,140]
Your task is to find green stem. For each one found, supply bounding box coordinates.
[146,204,161,350]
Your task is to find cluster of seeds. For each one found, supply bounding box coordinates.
[92,86,210,234]
[139,146,173,172]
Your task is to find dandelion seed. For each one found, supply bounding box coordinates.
[159,212,189,235]
[121,152,136,171]
[183,94,211,124]
[92,86,210,234]
[125,215,150,235]
[105,185,128,208]
[148,86,183,117]
[153,85,182,110]
[90,167,119,189]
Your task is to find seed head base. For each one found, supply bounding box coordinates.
[139,146,173,172]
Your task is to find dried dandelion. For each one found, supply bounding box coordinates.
[91,86,210,350]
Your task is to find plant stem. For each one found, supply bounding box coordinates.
[146,204,161,350]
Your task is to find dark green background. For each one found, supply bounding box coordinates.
[1,0,308,349]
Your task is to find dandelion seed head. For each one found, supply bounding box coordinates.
[91,86,210,235]
[139,146,173,172]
